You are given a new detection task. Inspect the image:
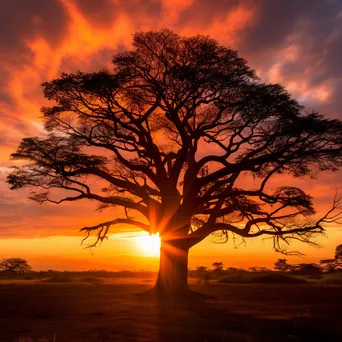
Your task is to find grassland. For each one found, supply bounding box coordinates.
[1,278,342,342]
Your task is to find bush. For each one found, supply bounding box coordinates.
[23,275,35,280]
[43,274,74,283]
[78,276,103,284]
[252,274,307,284]
[218,272,307,284]
[291,263,322,279]
[218,271,257,284]
[320,273,342,284]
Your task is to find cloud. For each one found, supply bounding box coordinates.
[176,0,241,28]
[72,0,162,27]
[0,0,342,238]
[235,0,342,118]
[0,0,69,108]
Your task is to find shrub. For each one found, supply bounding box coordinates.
[78,276,103,284]
[320,273,342,284]
[43,274,74,283]
[218,271,256,284]
[218,272,307,284]
[252,274,307,284]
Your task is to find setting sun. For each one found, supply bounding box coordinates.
[136,233,161,256]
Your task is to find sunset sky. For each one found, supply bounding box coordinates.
[1,0,342,271]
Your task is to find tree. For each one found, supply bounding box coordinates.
[292,263,322,278]
[196,266,208,272]
[7,30,342,295]
[320,244,342,272]
[0,258,31,273]
[195,266,210,284]
[274,258,292,272]
[212,262,224,272]
[319,259,342,273]
[335,244,342,260]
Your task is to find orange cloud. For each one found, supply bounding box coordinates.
[0,0,341,271]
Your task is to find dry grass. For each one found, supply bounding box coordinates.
[14,336,56,342]
[2,281,342,341]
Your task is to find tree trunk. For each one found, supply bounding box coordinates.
[154,238,189,295]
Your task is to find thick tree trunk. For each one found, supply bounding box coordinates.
[154,239,189,295]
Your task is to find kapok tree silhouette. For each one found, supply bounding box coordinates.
[7,30,342,294]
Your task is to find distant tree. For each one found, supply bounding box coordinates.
[226,267,239,272]
[319,259,342,273]
[335,244,342,260]
[212,262,224,272]
[196,266,208,272]
[7,30,342,295]
[274,259,292,272]
[319,244,342,272]
[0,258,31,273]
[195,266,210,284]
[249,266,271,272]
[292,263,322,278]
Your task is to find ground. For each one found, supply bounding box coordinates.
[1,279,342,341]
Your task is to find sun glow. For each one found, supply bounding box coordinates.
[137,233,161,256]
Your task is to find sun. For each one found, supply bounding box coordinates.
[137,233,161,256]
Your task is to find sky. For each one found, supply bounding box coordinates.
[1,0,342,271]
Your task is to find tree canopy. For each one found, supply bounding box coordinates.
[0,258,31,273]
[335,244,342,259]
[7,29,342,293]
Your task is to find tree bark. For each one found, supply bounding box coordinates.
[154,238,189,295]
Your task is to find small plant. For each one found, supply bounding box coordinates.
[14,334,56,342]
[43,274,73,283]
[78,276,104,284]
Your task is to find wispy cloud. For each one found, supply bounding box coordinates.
[0,0,341,238]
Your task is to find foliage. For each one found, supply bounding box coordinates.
[78,276,104,284]
[196,266,208,272]
[320,272,342,284]
[43,274,74,283]
[248,266,271,272]
[291,263,322,278]
[195,266,210,284]
[0,258,31,273]
[319,258,342,272]
[212,262,224,271]
[7,29,342,279]
[274,259,293,272]
[218,272,307,284]
[335,244,342,259]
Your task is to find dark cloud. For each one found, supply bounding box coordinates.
[0,129,18,149]
[73,0,162,27]
[0,180,103,238]
[71,0,120,26]
[177,0,240,28]
[0,0,69,52]
[237,1,307,55]
[0,90,15,108]
[0,0,70,108]
[208,0,342,120]
[0,112,35,134]
[58,45,127,74]
[266,0,342,80]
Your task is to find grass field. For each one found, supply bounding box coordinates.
[1,280,342,341]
